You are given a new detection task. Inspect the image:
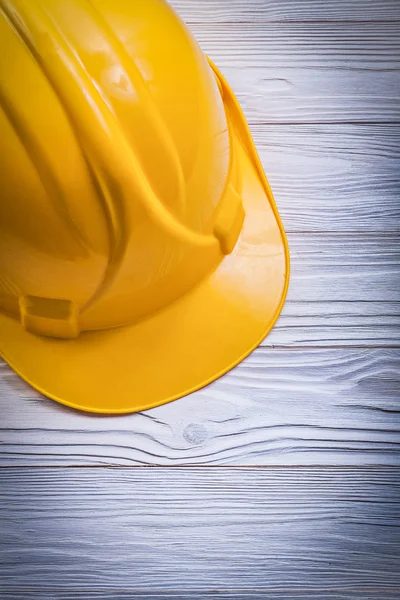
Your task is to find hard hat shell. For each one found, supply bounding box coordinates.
[0,0,289,413]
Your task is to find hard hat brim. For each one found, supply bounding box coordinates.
[0,62,290,414]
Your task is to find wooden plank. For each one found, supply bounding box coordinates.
[0,468,399,595]
[193,23,400,68]
[3,594,400,600]
[255,125,400,232]
[269,301,400,348]
[171,0,400,23]
[188,23,400,123]
[284,235,400,304]
[217,66,399,124]
[1,347,399,466]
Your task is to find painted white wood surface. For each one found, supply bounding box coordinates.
[254,126,400,232]
[0,0,399,598]
[1,348,399,466]
[1,468,399,596]
[4,596,394,600]
[187,23,400,124]
[171,0,400,22]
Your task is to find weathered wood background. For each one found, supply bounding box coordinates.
[0,1,399,598]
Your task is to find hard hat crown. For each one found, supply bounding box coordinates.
[0,0,244,338]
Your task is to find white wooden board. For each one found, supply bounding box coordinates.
[0,468,399,596]
[171,0,400,23]
[188,23,400,124]
[3,594,397,600]
[255,126,400,232]
[0,1,399,598]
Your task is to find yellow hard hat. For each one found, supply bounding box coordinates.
[0,0,289,413]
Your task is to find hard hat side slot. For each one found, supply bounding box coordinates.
[19,295,80,339]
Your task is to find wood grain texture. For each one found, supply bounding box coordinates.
[256,125,400,232]
[171,0,400,22]
[1,347,399,466]
[284,235,400,304]
[1,1,399,597]
[193,23,400,68]
[185,23,400,124]
[269,301,400,347]
[0,468,399,596]
[218,67,400,125]
[4,595,400,600]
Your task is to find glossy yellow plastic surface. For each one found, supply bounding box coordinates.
[0,0,289,413]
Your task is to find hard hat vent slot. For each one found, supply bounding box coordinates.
[19,296,80,339]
